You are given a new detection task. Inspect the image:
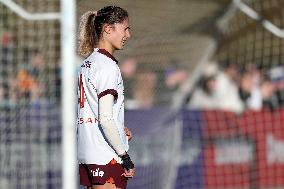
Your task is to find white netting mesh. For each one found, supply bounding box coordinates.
[125,110,182,189]
[0,0,61,188]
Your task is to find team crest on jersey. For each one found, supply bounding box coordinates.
[81,60,91,68]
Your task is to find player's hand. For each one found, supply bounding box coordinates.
[124,127,133,141]
[122,168,135,178]
[120,153,135,178]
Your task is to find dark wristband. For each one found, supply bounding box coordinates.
[120,153,134,170]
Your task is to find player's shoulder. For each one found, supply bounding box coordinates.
[95,50,119,69]
[95,48,118,64]
[80,49,119,73]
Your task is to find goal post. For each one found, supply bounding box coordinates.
[60,0,77,189]
[0,0,77,189]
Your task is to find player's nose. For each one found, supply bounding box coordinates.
[126,30,131,39]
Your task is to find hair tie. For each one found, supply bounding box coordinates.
[91,11,97,16]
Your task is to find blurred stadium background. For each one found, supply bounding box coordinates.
[0,0,284,189]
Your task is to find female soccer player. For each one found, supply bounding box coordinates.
[77,6,135,189]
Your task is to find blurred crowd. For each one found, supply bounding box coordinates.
[0,31,59,106]
[120,58,189,109]
[2,31,284,113]
[188,60,284,113]
[121,56,284,113]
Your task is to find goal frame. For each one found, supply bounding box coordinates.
[0,0,77,189]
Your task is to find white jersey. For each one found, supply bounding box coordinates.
[77,48,129,165]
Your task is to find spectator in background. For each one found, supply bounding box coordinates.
[189,63,220,109]
[214,59,244,113]
[164,59,189,106]
[238,63,263,111]
[260,75,277,110]
[120,57,138,102]
[165,61,189,90]
[121,58,137,79]
[13,69,42,101]
[130,70,157,109]
[12,51,44,102]
[188,59,284,113]
[27,51,45,100]
[28,51,45,77]
[269,65,284,108]
[246,63,263,110]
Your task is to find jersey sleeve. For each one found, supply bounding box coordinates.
[97,67,119,101]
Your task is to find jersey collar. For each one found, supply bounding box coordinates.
[96,48,118,64]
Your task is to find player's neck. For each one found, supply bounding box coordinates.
[97,41,115,55]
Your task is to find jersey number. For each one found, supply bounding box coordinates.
[79,74,86,108]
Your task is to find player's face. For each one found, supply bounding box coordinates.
[109,18,131,50]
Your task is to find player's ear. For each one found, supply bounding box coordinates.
[103,24,113,34]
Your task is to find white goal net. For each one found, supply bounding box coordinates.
[0,0,67,188]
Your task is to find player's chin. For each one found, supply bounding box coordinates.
[116,44,125,50]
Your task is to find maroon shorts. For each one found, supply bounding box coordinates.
[79,159,127,189]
